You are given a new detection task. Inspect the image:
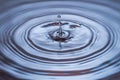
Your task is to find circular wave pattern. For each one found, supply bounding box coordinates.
[0,1,120,80]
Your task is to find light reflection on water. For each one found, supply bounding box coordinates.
[0,0,120,80]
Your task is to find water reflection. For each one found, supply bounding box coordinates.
[0,0,120,80]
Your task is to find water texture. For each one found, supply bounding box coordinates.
[0,0,120,80]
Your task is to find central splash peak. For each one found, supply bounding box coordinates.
[48,15,72,48]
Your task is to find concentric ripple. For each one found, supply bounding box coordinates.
[0,0,120,80]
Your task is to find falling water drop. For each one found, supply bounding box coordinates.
[57,15,61,18]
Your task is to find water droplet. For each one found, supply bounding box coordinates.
[57,15,61,18]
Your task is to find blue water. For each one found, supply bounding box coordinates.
[0,0,120,80]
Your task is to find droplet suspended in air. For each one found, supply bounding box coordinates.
[57,15,61,18]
